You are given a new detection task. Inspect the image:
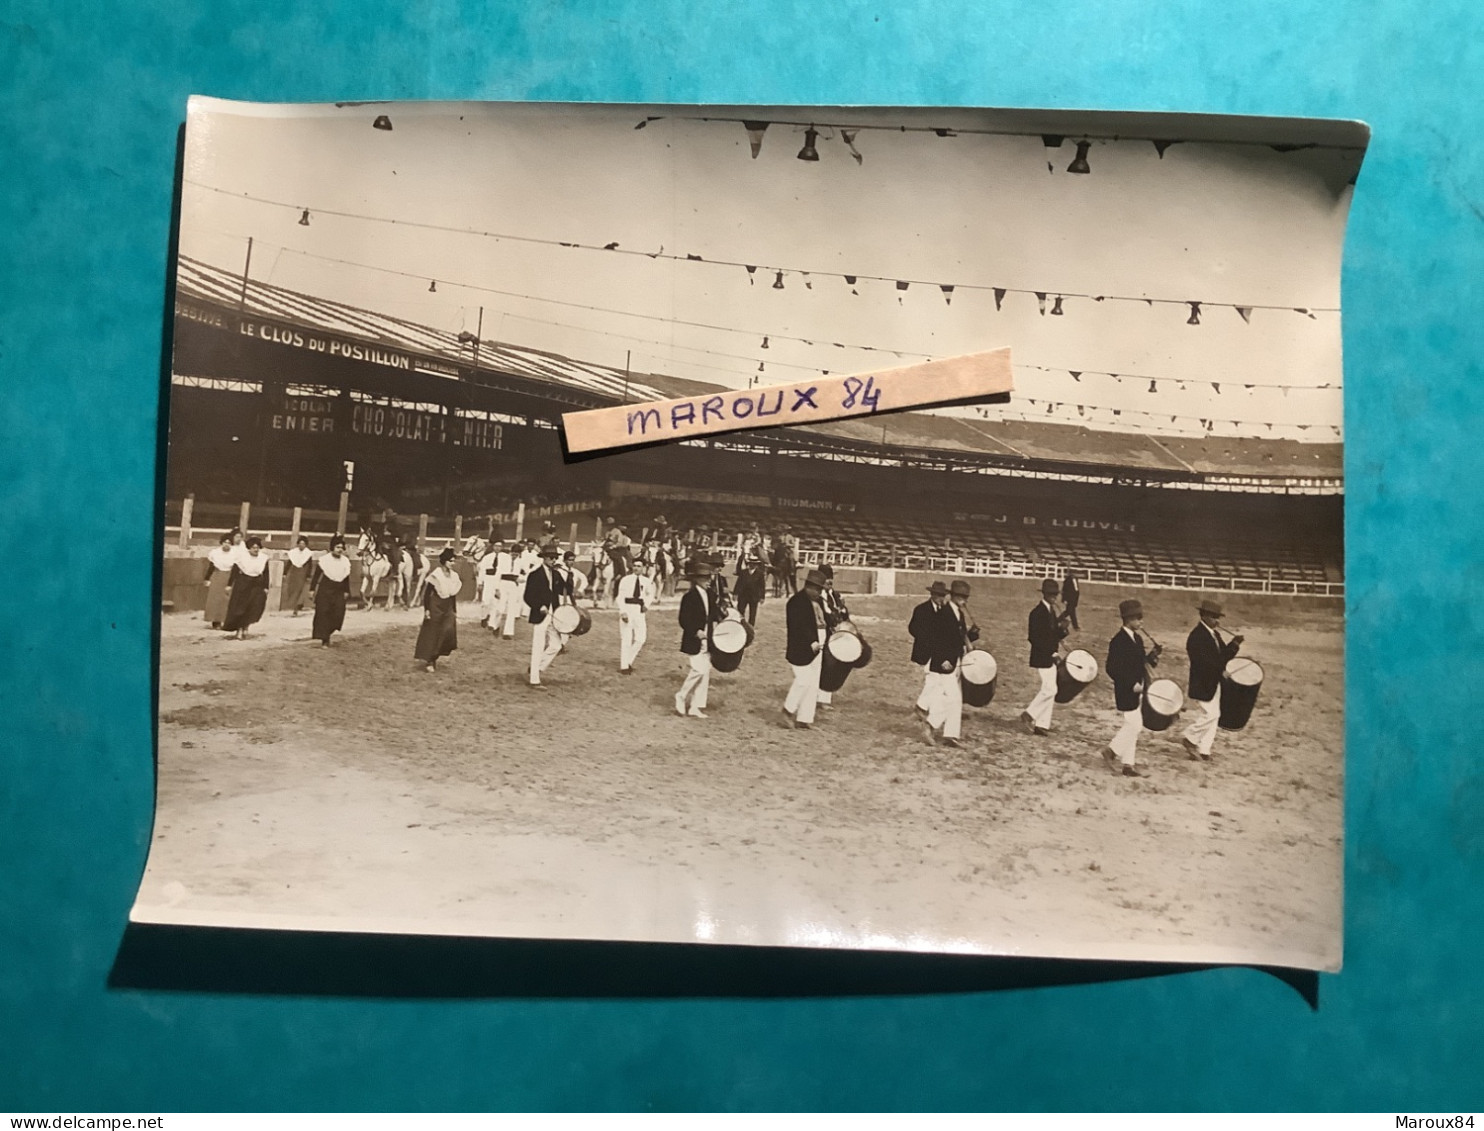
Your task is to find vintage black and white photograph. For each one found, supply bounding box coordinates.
[135,99,1364,969]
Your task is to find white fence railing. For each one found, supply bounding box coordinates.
[794,545,1343,599]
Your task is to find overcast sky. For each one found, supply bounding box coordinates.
[179,99,1362,441]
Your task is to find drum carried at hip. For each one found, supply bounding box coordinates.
[1141,678,1185,731]
[708,612,755,673]
[1055,649,1099,703]
[960,648,998,708]
[820,620,872,692]
[551,604,592,637]
[1218,657,1264,730]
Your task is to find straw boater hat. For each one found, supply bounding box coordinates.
[950,580,971,598]
[1119,599,1144,620]
[804,569,829,589]
[1197,598,1225,617]
[927,580,950,597]
[1040,578,1060,596]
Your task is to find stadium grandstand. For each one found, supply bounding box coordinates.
[165,258,1343,597]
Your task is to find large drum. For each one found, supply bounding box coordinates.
[960,649,999,708]
[550,604,591,637]
[1219,657,1264,731]
[825,627,864,664]
[709,618,752,673]
[1054,649,1098,703]
[1141,679,1185,732]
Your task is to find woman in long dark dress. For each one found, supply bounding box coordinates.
[310,536,352,646]
[222,536,270,639]
[202,533,236,628]
[413,547,462,672]
[280,535,313,614]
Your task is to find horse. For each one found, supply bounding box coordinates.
[590,552,618,608]
[357,532,392,609]
[398,542,432,608]
[769,537,798,598]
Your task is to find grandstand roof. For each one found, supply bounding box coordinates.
[176,257,1341,483]
[177,257,665,404]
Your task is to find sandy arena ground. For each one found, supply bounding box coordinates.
[133,578,1344,969]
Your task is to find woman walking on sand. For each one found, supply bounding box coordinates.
[280,535,313,614]
[310,535,353,647]
[222,536,270,640]
[202,533,236,629]
[413,547,462,673]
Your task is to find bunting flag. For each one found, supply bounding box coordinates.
[1051,296,1065,316]
[993,288,1006,311]
[1236,306,1252,323]
[1070,371,1082,382]
[840,128,863,165]
[941,284,954,305]
[743,120,769,158]
[746,265,757,285]
[760,336,769,350]
[1035,292,1047,316]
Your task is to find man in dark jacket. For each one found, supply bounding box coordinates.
[908,580,973,747]
[782,570,830,729]
[1021,578,1069,735]
[524,545,572,688]
[1102,598,1157,777]
[1061,570,1081,631]
[675,559,719,718]
[1180,597,1244,760]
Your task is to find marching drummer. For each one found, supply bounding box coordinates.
[476,540,502,632]
[616,559,656,675]
[816,564,850,710]
[523,544,572,689]
[1180,597,1245,761]
[1021,578,1069,737]
[1102,599,1160,777]
[675,559,718,718]
[782,569,830,730]
[908,579,972,748]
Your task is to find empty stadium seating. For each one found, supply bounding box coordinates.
[603,499,1339,585]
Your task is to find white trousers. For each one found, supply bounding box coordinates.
[496,580,521,636]
[923,668,963,739]
[817,688,833,705]
[785,652,823,725]
[916,665,933,711]
[619,610,648,670]
[1026,665,1058,728]
[480,576,501,620]
[1182,688,1222,755]
[677,652,711,711]
[528,617,564,684]
[1109,707,1143,765]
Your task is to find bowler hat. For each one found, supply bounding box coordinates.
[819,564,835,579]
[539,545,559,558]
[684,559,713,577]
[950,580,971,598]
[927,580,950,597]
[1196,598,1224,617]
[1119,599,1144,619]
[804,569,828,588]
[1040,578,1060,596]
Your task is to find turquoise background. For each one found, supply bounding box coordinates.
[3,0,1482,1111]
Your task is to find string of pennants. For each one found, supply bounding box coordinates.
[974,400,1342,435]
[262,240,1343,393]
[189,180,1339,322]
[629,113,1365,170]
